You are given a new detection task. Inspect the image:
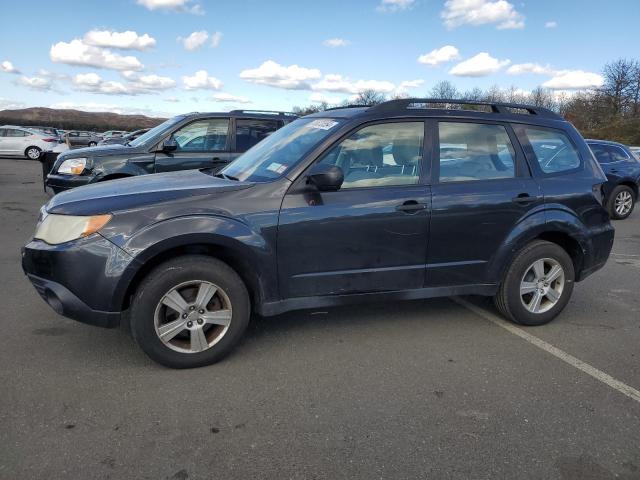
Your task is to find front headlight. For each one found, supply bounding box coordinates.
[34,213,112,244]
[58,157,87,175]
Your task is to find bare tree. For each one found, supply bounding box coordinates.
[601,58,635,114]
[429,80,459,100]
[351,89,387,106]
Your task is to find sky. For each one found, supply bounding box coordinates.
[1,0,639,118]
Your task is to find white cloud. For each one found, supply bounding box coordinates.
[323,38,350,48]
[398,79,424,89]
[72,72,176,95]
[442,0,524,29]
[136,0,203,14]
[210,31,223,47]
[178,30,209,51]
[418,45,460,66]
[164,97,180,102]
[449,52,510,76]
[18,76,53,91]
[240,60,321,90]
[0,97,25,110]
[309,92,344,104]
[312,74,396,94]
[507,63,555,75]
[1,60,20,74]
[182,70,223,90]
[50,39,143,70]
[83,30,156,51]
[545,21,558,28]
[542,70,604,90]
[49,100,169,117]
[211,92,251,104]
[376,0,415,13]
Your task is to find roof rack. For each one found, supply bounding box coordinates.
[323,105,370,111]
[368,98,563,120]
[229,109,298,117]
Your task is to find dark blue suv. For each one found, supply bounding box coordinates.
[586,139,640,219]
[22,99,614,368]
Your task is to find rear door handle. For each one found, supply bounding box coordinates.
[512,194,540,204]
[396,200,427,213]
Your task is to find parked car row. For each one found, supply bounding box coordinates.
[23,99,618,368]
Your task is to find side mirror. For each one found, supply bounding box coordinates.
[307,164,343,192]
[162,136,178,152]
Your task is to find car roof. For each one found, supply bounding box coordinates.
[585,139,628,147]
[181,110,298,121]
[304,98,567,128]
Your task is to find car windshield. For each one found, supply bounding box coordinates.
[129,116,185,147]
[220,117,344,182]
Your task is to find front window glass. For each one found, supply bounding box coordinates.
[588,144,612,164]
[317,122,423,188]
[524,127,581,174]
[129,116,185,147]
[438,122,516,182]
[172,118,229,152]
[221,117,344,182]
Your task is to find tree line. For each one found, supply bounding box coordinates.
[292,59,640,146]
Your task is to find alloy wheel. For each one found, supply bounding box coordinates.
[154,280,232,353]
[615,191,633,216]
[519,258,565,314]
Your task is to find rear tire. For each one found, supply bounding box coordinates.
[130,255,250,368]
[88,141,97,147]
[25,146,41,160]
[606,185,635,220]
[494,240,574,326]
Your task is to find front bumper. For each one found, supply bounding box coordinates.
[46,173,94,194]
[22,235,136,328]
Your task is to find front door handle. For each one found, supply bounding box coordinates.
[396,200,427,213]
[512,193,540,204]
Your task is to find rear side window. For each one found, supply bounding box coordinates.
[235,119,280,153]
[524,127,581,174]
[438,122,516,182]
[173,118,229,152]
[606,145,630,162]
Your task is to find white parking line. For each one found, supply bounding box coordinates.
[453,297,640,404]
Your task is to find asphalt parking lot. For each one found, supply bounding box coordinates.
[0,157,639,480]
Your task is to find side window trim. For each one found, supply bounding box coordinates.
[514,124,583,177]
[433,119,523,185]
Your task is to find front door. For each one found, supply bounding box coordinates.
[154,118,233,173]
[277,121,431,298]
[428,120,541,287]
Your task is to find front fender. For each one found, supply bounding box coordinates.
[110,215,276,311]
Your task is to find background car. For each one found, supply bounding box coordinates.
[98,128,149,146]
[0,125,58,159]
[100,130,127,140]
[46,110,297,193]
[587,139,640,219]
[63,131,101,148]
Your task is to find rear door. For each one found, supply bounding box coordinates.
[154,117,233,173]
[428,120,541,287]
[0,129,9,153]
[2,128,25,153]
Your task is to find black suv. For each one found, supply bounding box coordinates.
[23,99,614,368]
[586,139,640,220]
[46,110,297,193]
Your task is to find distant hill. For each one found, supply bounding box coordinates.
[0,107,166,132]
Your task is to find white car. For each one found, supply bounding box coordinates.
[0,125,57,160]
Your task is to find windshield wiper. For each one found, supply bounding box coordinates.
[214,172,240,181]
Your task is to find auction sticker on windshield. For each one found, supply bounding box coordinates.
[266,162,287,174]
[308,119,339,130]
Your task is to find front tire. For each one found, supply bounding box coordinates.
[25,146,41,160]
[607,185,635,220]
[130,255,250,368]
[494,240,574,326]
[88,141,97,147]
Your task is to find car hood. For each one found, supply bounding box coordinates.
[46,169,252,216]
[58,144,132,160]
